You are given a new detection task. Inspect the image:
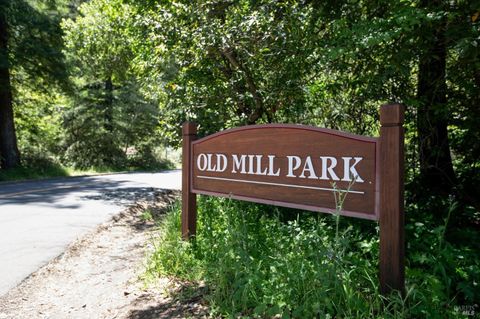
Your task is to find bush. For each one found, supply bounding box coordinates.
[147,196,479,318]
[0,150,69,181]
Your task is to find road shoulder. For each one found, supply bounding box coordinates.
[0,190,208,319]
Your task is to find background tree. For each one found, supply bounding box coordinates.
[2,0,479,209]
[0,0,70,169]
[61,0,162,168]
[129,0,479,207]
[0,1,20,169]
[129,0,319,144]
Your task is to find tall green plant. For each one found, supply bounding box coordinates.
[148,196,416,317]
[147,187,479,318]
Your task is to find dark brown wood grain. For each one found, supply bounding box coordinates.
[182,122,197,239]
[379,104,405,295]
[190,124,379,219]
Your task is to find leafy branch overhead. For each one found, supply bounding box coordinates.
[1,0,479,197]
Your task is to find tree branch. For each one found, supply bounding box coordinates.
[220,47,264,123]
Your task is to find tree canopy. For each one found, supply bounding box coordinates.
[1,0,478,202]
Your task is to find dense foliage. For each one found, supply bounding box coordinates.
[0,0,171,171]
[147,196,479,318]
[1,0,479,196]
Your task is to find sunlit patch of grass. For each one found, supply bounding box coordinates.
[0,161,69,182]
[0,162,174,182]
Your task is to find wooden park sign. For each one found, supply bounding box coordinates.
[182,103,405,295]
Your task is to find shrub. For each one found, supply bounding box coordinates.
[147,196,479,318]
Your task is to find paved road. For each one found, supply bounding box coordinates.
[0,170,181,296]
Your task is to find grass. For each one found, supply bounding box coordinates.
[140,209,154,222]
[0,163,135,182]
[0,162,69,182]
[0,158,176,182]
[145,196,480,318]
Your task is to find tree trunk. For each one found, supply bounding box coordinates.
[0,9,20,169]
[104,76,113,132]
[416,2,456,194]
[221,48,266,124]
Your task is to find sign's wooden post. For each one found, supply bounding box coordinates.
[379,104,405,295]
[182,122,197,240]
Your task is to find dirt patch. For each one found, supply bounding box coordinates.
[0,190,209,319]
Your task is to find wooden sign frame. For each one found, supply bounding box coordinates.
[182,103,405,295]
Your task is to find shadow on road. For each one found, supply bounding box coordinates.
[0,174,176,208]
[80,187,159,206]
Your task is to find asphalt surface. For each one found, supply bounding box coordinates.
[0,170,181,296]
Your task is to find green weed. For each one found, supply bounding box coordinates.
[0,160,69,181]
[0,160,175,182]
[146,196,479,318]
[140,209,154,222]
